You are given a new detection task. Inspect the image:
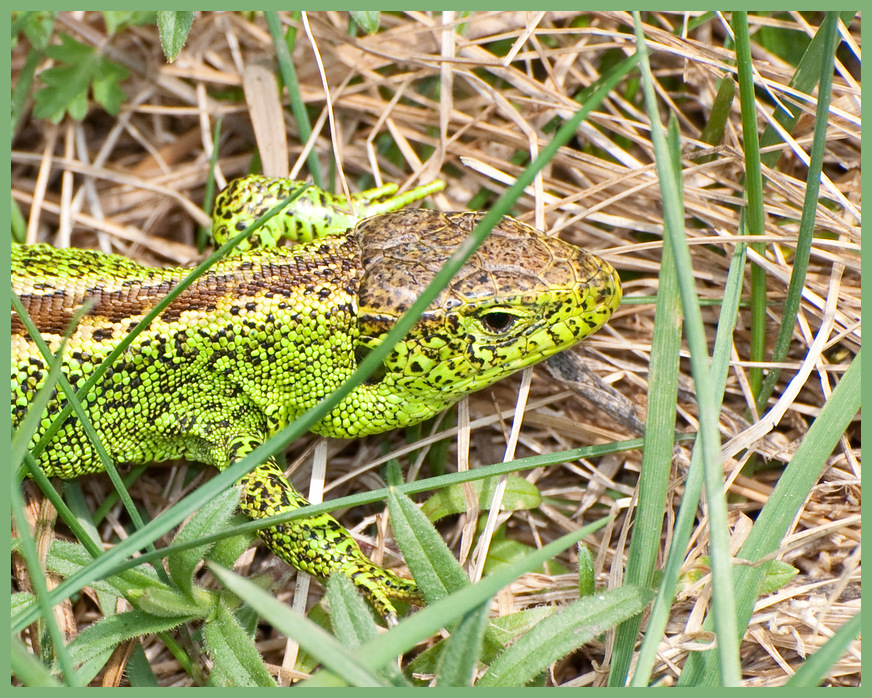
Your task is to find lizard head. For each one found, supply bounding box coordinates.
[346,209,621,431]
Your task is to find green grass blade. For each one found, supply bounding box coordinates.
[480,585,656,687]
[10,325,80,684]
[209,565,386,686]
[699,75,736,147]
[784,611,860,687]
[607,113,682,685]
[631,241,748,686]
[733,11,768,399]
[114,438,654,577]
[433,602,490,687]
[633,12,739,685]
[680,349,860,685]
[759,11,858,166]
[756,12,839,412]
[11,464,78,684]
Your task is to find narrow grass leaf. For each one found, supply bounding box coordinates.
[634,12,738,685]
[784,612,860,687]
[265,10,321,187]
[10,336,78,683]
[208,563,384,686]
[435,602,490,687]
[733,11,768,398]
[680,350,860,685]
[203,597,277,687]
[756,12,839,411]
[758,10,857,165]
[479,585,656,687]
[607,110,682,685]
[632,242,747,686]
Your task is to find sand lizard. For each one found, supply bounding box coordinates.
[11,175,622,621]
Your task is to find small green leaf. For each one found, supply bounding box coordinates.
[128,583,213,619]
[478,585,656,687]
[157,11,194,63]
[168,486,240,597]
[758,559,799,596]
[326,574,379,647]
[46,539,159,596]
[420,475,542,522]
[102,11,155,36]
[578,543,596,597]
[350,11,380,34]
[388,487,470,604]
[204,597,276,687]
[482,537,569,577]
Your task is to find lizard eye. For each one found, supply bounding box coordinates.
[480,310,516,334]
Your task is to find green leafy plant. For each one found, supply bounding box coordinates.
[11,489,275,686]
[33,33,129,123]
[208,487,656,687]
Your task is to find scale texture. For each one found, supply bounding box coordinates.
[12,177,622,620]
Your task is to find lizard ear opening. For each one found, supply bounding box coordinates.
[354,345,387,385]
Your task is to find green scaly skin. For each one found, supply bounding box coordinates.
[11,175,622,622]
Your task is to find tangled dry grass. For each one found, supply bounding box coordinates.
[12,11,860,687]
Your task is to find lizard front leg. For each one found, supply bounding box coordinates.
[221,433,420,623]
